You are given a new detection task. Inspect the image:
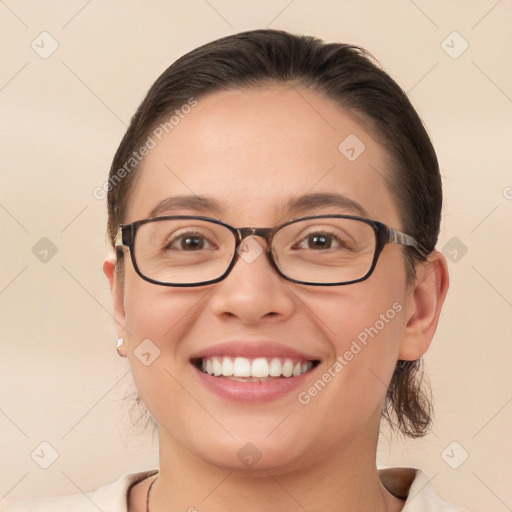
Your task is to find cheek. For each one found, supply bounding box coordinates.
[122,270,208,344]
[121,276,206,406]
[292,266,407,428]
[304,286,404,377]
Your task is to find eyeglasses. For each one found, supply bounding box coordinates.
[114,215,427,287]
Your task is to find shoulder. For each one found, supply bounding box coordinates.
[0,469,158,512]
[379,467,469,511]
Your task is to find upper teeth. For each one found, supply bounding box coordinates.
[200,356,313,378]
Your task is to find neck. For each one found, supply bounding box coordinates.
[149,426,403,512]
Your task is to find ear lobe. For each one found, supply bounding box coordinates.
[398,251,449,361]
[103,253,127,337]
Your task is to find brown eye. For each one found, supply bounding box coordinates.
[296,232,343,250]
[166,232,212,251]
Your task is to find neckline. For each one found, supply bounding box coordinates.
[379,467,417,501]
[146,474,158,512]
[139,468,415,509]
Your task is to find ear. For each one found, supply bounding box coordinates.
[398,251,449,361]
[103,252,128,355]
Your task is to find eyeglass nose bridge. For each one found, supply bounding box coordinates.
[235,226,276,249]
[230,226,283,279]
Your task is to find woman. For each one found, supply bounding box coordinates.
[1,29,465,511]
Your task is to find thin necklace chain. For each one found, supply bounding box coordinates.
[146,475,158,512]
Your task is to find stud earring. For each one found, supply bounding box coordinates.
[116,337,125,357]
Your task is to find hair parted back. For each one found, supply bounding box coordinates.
[108,29,442,438]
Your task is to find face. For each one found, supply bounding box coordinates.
[110,86,421,473]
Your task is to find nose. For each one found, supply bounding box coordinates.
[209,236,295,325]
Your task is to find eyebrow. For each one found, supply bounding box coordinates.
[148,195,225,218]
[283,192,368,217]
[147,192,367,220]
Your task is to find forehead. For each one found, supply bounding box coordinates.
[127,86,400,227]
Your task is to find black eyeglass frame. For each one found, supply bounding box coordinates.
[114,214,429,287]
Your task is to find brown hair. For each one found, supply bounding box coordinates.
[108,29,441,438]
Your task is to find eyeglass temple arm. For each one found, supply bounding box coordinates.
[388,228,428,256]
[114,227,124,248]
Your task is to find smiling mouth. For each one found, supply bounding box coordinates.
[192,356,320,381]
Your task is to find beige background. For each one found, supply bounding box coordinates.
[1,1,511,510]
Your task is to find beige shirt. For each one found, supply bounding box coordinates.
[0,467,467,511]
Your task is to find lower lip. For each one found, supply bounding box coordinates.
[192,364,317,403]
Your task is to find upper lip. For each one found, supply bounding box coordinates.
[190,341,320,361]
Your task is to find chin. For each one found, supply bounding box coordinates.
[191,431,310,473]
